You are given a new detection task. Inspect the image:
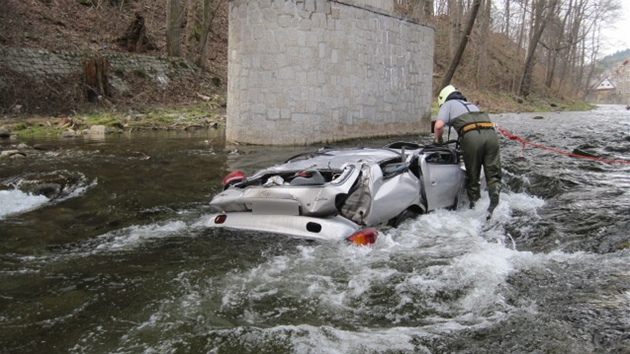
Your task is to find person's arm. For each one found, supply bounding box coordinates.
[434,102,453,144]
[434,119,444,144]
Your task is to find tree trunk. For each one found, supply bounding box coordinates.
[503,0,510,41]
[511,0,528,93]
[166,0,182,57]
[518,0,558,98]
[544,50,558,88]
[118,13,156,53]
[423,0,434,17]
[447,0,462,57]
[475,0,491,89]
[84,57,109,102]
[196,0,224,68]
[438,0,481,93]
[581,33,599,100]
[543,0,569,89]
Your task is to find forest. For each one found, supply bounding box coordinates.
[0,0,626,115]
[396,0,624,106]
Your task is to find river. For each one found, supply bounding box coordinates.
[1,105,629,353]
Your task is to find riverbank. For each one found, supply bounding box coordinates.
[0,92,595,140]
[1,100,227,140]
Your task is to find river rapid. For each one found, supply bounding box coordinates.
[1,105,629,354]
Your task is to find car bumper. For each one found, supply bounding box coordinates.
[206,212,362,241]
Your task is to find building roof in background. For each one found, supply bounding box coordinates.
[594,78,616,90]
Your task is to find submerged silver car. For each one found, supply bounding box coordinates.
[206,142,466,245]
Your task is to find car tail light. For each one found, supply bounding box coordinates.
[214,214,227,224]
[222,171,245,187]
[347,228,378,245]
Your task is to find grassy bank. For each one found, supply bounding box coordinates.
[430,88,596,116]
[2,101,227,139]
[2,93,595,139]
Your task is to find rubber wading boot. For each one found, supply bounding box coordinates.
[486,189,500,219]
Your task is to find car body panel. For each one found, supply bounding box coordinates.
[207,143,466,241]
[207,213,361,241]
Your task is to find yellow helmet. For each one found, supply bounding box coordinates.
[438,85,459,107]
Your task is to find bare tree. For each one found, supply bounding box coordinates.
[540,0,572,90]
[197,0,224,67]
[539,0,621,94]
[447,0,463,57]
[421,0,435,17]
[167,0,183,57]
[518,0,559,97]
[475,0,491,88]
[438,0,482,92]
[412,0,621,99]
[185,0,225,68]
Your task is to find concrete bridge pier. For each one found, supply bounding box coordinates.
[227,0,434,145]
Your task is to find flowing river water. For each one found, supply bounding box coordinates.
[1,105,629,353]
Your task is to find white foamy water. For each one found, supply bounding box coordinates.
[97,191,570,353]
[0,189,50,220]
[6,107,628,354]
[0,171,95,221]
[93,220,190,251]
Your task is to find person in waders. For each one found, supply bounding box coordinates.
[433,85,502,219]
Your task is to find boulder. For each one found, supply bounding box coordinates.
[61,130,79,138]
[0,150,22,158]
[0,126,10,138]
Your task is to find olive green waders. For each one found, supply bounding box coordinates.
[452,112,502,214]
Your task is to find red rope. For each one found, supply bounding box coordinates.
[495,126,630,165]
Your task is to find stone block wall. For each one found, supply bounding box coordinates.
[0,46,194,85]
[227,0,434,145]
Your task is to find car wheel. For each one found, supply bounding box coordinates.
[387,208,421,228]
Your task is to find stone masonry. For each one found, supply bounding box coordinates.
[0,46,195,88]
[227,0,434,145]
